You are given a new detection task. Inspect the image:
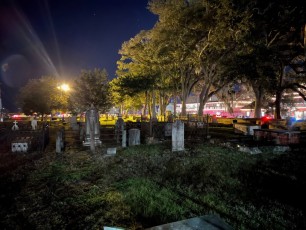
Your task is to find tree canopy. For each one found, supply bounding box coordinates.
[17,76,69,116]
[70,68,111,113]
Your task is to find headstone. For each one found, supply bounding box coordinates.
[106,147,116,155]
[70,115,79,130]
[56,129,64,154]
[12,120,19,130]
[11,137,32,153]
[31,118,38,130]
[128,128,140,146]
[165,123,172,137]
[122,130,127,147]
[172,120,184,151]
[115,115,125,144]
[83,105,102,148]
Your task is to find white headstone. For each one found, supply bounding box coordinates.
[128,128,140,146]
[31,118,38,130]
[107,147,117,155]
[172,120,184,151]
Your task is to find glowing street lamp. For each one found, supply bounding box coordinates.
[57,83,71,122]
[57,83,70,92]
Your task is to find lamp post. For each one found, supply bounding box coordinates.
[57,83,70,122]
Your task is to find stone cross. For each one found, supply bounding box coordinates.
[12,120,19,130]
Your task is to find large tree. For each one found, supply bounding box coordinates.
[231,0,305,118]
[148,0,251,116]
[17,76,67,118]
[70,68,111,113]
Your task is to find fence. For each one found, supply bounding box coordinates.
[0,122,49,153]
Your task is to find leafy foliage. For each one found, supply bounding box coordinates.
[70,68,111,113]
[17,76,68,116]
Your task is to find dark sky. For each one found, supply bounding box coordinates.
[0,0,157,111]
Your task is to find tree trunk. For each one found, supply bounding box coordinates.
[252,83,264,118]
[274,90,282,119]
[152,90,156,119]
[180,88,189,116]
[197,83,212,116]
[159,92,163,116]
[254,97,262,118]
[197,101,204,116]
[181,100,187,116]
[144,91,149,116]
[274,61,285,119]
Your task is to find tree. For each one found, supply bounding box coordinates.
[148,0,251,116]
[231,0,305,118]
[115,30,164,117]
[70,68,111,113]
[17,76,67,118]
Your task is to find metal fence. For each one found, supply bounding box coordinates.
[0,123,49,153]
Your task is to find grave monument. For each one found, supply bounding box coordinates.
[172,120,184,151]
[83,105,101,149]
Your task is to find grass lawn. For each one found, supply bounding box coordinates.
[0,141,305,229]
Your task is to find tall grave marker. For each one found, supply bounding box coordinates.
[83,105,101,151]
[172,120,184,151]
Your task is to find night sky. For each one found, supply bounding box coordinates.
[0,0,157,111]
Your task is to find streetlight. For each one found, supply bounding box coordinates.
[57,83,70,92]
[57,83,70,122]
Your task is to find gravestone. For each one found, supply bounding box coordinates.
[172,120,184,151]
[164,123,172,137]
[70,115,79,130]
[31,118,38,130]
[56,128,64,154]
[12,120,19,130]
[122,130,127,147]
[83,105,102,149]
[115,115,125,144]
[11,137,31,153]
[128,128,140,146]
[106,147,116,155]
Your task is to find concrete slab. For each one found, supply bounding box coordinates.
[147,215,232,230]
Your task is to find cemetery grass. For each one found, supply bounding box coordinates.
[0,143,306,229]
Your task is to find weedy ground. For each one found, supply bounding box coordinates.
[0,139,306,229]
